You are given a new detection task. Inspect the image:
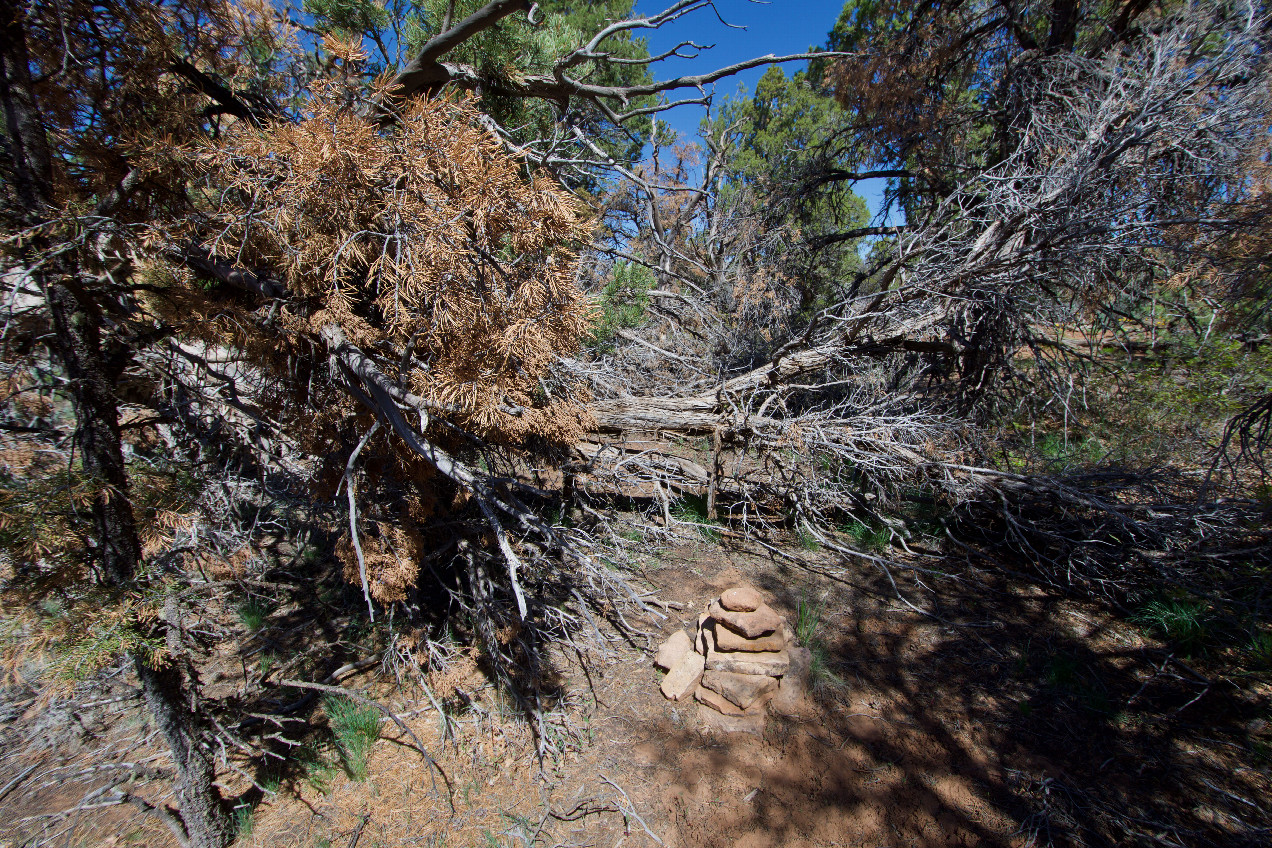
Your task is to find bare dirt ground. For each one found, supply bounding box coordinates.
[2,533,1270,847]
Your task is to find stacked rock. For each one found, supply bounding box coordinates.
[654,586,809,734]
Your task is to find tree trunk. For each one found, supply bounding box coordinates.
[41,279,143,584]
[1,8,234,846]
[3,0,139,588]
[42,280,233,847]
[136,658,235,848]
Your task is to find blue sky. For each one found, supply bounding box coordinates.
[632,0,846,138]
[629,1,890,221]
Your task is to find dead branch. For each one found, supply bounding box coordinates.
[380,0,853,124]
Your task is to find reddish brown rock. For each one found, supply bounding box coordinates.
[713,621,787,653]
[695,685,747,716]
[709,600,782,639]
[654,629,693,671]
[705,645,790,677]
[696,684,774,716]
[771,646,813,716]
[698,618,715,655]
[720,586,762,612]
[701,669,778,710]
[660,650,705,701]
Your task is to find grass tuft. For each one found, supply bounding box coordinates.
[233,803,255,838]
[839,518,890,552]
[1034,432,1104,468]
[796,595,841,689]
[617,526,645,543]
[296,742,339,794]
[1246,630,1272,670]
[795,595,823,647]
[1134,598,1209,655]
[324,695,381,781]
[237,598,269,632]
[670,494,721,543]
[796,524,821,552]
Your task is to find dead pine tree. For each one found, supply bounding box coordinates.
[0,0,860,839]
[3,0,1271,841]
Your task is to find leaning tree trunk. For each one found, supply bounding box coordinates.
[41,280,144,583]
[1,8,234,847]
[41,280,234,848]
[136,657,234,848]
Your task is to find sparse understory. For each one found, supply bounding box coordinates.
[1,1,1270,846]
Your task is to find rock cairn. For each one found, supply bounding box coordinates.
[654,586,810,733]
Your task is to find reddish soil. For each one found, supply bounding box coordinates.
[2,536,1270,847]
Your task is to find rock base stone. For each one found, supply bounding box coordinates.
[660,650,705,701]
[654,629,693,670]
[701,669,778,710]
[771,646,813,716]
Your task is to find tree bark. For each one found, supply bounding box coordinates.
[136,657,234,848]
[1,8,233,846]
[41,279,144,584]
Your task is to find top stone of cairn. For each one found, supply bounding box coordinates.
[708,600,782,639]
[719,586,762,612]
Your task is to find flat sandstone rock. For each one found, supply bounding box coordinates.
[709,600,782,639]
[695,685,748,716]
[712,621,787,653]
[654,629,692,671]
[660,650,705,701]
[699,620,715,655]
[705,645,790,677]
[771,646,813,716]
[719,586,762,612]
[701,669,778,710]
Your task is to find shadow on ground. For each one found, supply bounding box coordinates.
[621,543,1272,848]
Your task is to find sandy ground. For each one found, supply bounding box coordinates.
[2,536,1270,847]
